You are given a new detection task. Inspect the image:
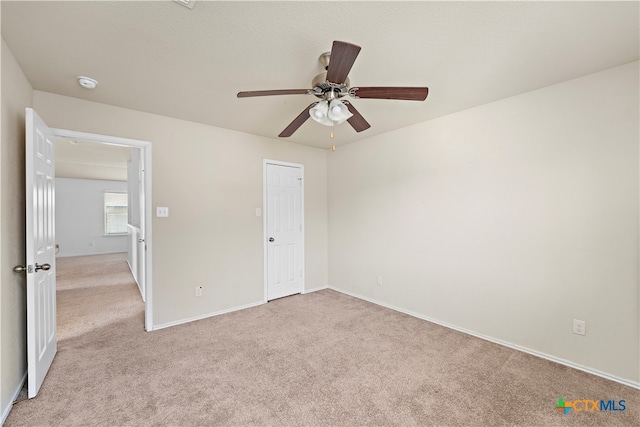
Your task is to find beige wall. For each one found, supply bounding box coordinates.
[32,91,329,327]
[328,62,640,384]
[2,38,637,420]
[1,38,32,419]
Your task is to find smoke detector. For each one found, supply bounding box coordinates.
[77,76,98,90]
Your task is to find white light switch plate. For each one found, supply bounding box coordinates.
[156,207,169,217]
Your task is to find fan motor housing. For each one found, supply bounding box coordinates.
[311,72,350,99]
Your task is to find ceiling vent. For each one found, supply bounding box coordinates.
[174,0,196,9]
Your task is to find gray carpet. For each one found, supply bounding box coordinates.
[6,254,639,426]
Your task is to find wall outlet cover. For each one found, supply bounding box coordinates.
[573,319,586,336]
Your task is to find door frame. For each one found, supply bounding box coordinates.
[262,159,304,303]
[51,128,154,331]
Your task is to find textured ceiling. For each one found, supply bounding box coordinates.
[2,1,639,150]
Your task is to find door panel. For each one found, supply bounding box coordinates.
[26,108,57,398]
[266,163,303,300]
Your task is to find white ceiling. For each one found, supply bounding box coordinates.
[2,1,639,149]
[55,138,131,181]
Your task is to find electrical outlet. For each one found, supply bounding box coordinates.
[573,319,586,336]
[195,286,203,297]
[377,276,383,286]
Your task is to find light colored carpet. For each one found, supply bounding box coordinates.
[55,253,144,341]
[6,254,639,426]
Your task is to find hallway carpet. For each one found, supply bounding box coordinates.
[55,252,144,341]
[6,255,639,426]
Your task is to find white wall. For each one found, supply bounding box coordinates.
[55,178,128,257]
[0,38,32,423]
[328,62,640,385]
[32,91,329,328]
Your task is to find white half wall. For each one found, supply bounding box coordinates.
[55,178,128,257]
[328,62,640,384]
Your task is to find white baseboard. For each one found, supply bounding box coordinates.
[1,371,27,425]
[328,286,640,390]
[153,300,265,331]
[302,285,329,294]
[55,249,126,258]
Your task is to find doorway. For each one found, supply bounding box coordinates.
[54,138,141,341]
[52,128,153,331]
[25,109,153,398]
[263,160,304,301]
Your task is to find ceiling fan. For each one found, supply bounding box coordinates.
[237,41,429,138]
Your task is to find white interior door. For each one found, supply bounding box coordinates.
[25,108,57,398]
[265,162,304,301]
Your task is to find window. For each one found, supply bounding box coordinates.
[104,192,128,235]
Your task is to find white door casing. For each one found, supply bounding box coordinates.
[25,108,57,398]
[264,161,304,301]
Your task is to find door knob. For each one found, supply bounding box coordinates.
[35,263,51,272]
[268,237,275,242]
[13,265,27,273]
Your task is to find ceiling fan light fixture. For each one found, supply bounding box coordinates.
[309,101,332,126]
[310,99,352,127]
[237,40,427,138]
[327,99,352,124]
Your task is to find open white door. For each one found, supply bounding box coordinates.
[25,108,57,398]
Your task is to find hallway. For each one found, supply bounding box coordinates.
[56,253,144,341]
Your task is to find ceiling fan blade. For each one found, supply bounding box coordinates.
[326,41,361,84]
[279,103,316,137]
[345,103,371,133]
[237,89,311,98]
[350,87,429,101]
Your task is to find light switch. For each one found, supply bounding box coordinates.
[156,207,169,217]
[256,208,262,217]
